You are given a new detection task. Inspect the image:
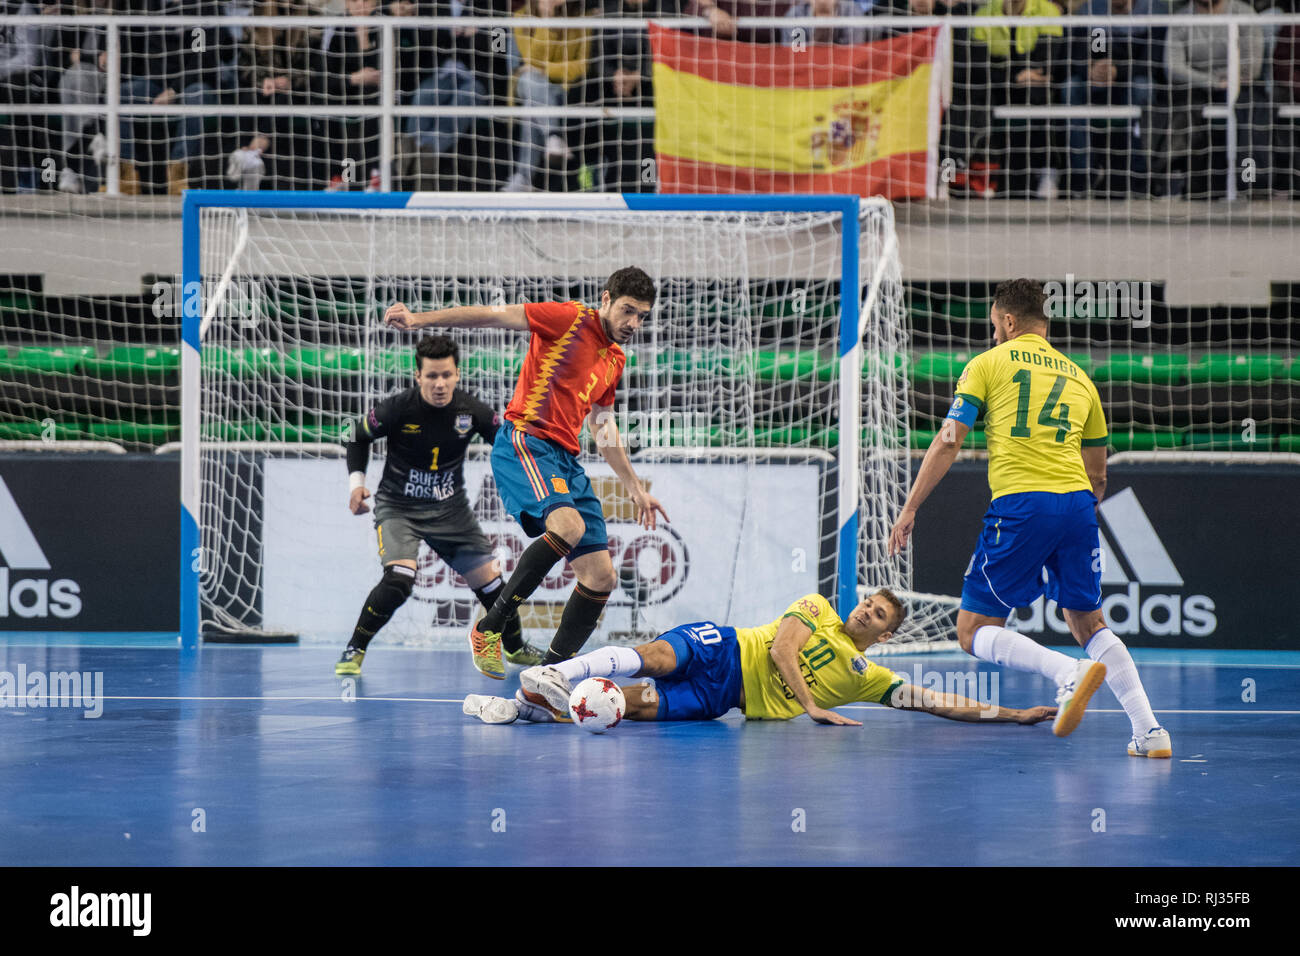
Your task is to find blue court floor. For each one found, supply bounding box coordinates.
[1,639,1297,866]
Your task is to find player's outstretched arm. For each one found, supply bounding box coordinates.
[591,410,668,531]
[888,420,968,556]
[769,617,861,726]
[887,683,1056,724]
[383,301,529,332]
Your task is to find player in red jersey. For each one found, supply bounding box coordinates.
[384,268,667,680]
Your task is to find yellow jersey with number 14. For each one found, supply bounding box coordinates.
[950,333,1108,500]
[736,594,904,721]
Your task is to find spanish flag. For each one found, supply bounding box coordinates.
[651,25,944,199]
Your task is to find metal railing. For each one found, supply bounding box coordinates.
[2,12,1298,194]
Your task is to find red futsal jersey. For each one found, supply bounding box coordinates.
[504,300,626,454]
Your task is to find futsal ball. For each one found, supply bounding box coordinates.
[568,677,625,733]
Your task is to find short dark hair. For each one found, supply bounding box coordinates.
[604,266,656,307]
[993,279,1049,328]
[415,335,458,373]
[874,587,907,633]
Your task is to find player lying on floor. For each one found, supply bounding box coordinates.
[464,591,1057,727]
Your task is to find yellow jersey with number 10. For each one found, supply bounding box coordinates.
[950,333,1108,500]
[736,594,904,721]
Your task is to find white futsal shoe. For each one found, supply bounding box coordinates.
[513,688,568,723]
[1052,659,1107,738]
[462,694,519,725]
[1128,726,1173,759]
[520,665,573,715]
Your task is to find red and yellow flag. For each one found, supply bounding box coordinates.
[650,25,943,199]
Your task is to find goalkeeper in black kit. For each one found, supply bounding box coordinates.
[336,335,540,677]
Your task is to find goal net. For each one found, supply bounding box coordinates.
[184,193,954,650]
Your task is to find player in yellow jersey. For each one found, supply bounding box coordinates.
[462,590,1058,728]
[888,279,1171,758]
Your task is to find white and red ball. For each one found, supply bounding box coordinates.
[568,677,625,733]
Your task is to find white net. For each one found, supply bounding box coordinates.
[192,199,934,647]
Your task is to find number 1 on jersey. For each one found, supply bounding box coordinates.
[429,447,440,471]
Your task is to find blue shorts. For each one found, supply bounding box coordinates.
[491,422,609,559]
[652,621,744,721]
[961,490,1103,617]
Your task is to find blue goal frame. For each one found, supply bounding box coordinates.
[180,191,870,649]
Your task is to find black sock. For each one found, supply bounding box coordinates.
[542,582,610,664]
[349,566,415,651]
[474,579,523,653]
[480,530,570,633]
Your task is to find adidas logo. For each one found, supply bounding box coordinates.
[0,477,82,619]
[1013,487,1216,639]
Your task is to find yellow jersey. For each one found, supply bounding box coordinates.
[736,594,904,720]
[950,333,1108,499]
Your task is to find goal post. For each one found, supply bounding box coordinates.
[179,191,939,652]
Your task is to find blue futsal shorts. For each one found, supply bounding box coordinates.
[651,621,744,721]
[490,422,609,559]
[960,489,1103,617]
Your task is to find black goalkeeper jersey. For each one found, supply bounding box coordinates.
[345,386,500,513]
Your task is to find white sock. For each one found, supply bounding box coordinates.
[1087,627,1159,737]
[971,625,1078,686]
[553,645,644,684]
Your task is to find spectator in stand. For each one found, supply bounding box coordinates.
[968,0,1068,198]
[1158,0,1271,198]
[1063,0,1157,197]
[396,0,492,188]
[871,0,974,39]
[686,0,793,44]
[501,0,597,192]
[48,2,114,193]
[0,0,58,193]
[782,0,873,45]
[600,0,678,193]
[314,0,385,190]
[236,0,319,189]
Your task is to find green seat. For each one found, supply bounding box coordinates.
[657,349,744,378]
[911,351,976,386]
[202,421,268,442]
[267,421,350,444]
[755,425,835,447]
[943,299,990,321]
[87,422,179,445]
[1278,434,1300,453]
[461,349,522,378]
[753,350,836,383]
[909,427,985,449]
[862,352,909,381]
[1188,353,1287,384]
[285,347,363,378]
[369,350,417,377]
[86,346,181,379]
[1093,353,1191,385]
[1182,431,1273,452]
[1064,352,1095,376]
[1106,428,1182,452]
[0,346,95,376]
[0,420,90,441]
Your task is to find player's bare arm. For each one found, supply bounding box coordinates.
[1082,444,1107,503]
[888,684,1057,724]
[590,410,668,531]
[770,617,861,726]
[384,302,529,332]
[888,420,969,556]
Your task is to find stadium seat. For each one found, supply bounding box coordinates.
[1093,353,1191,386]
[1106,427,1182,452]
[370,350,417,377]
[84,346,181,379]
[0,345,95,376]
[87,422,179,445]
[1182,431,1274,451]
[461,348,521,378]
[911,351,976,386]
[753,350,836,383]
[285,347,364,378]
[1188,353,1288,384]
